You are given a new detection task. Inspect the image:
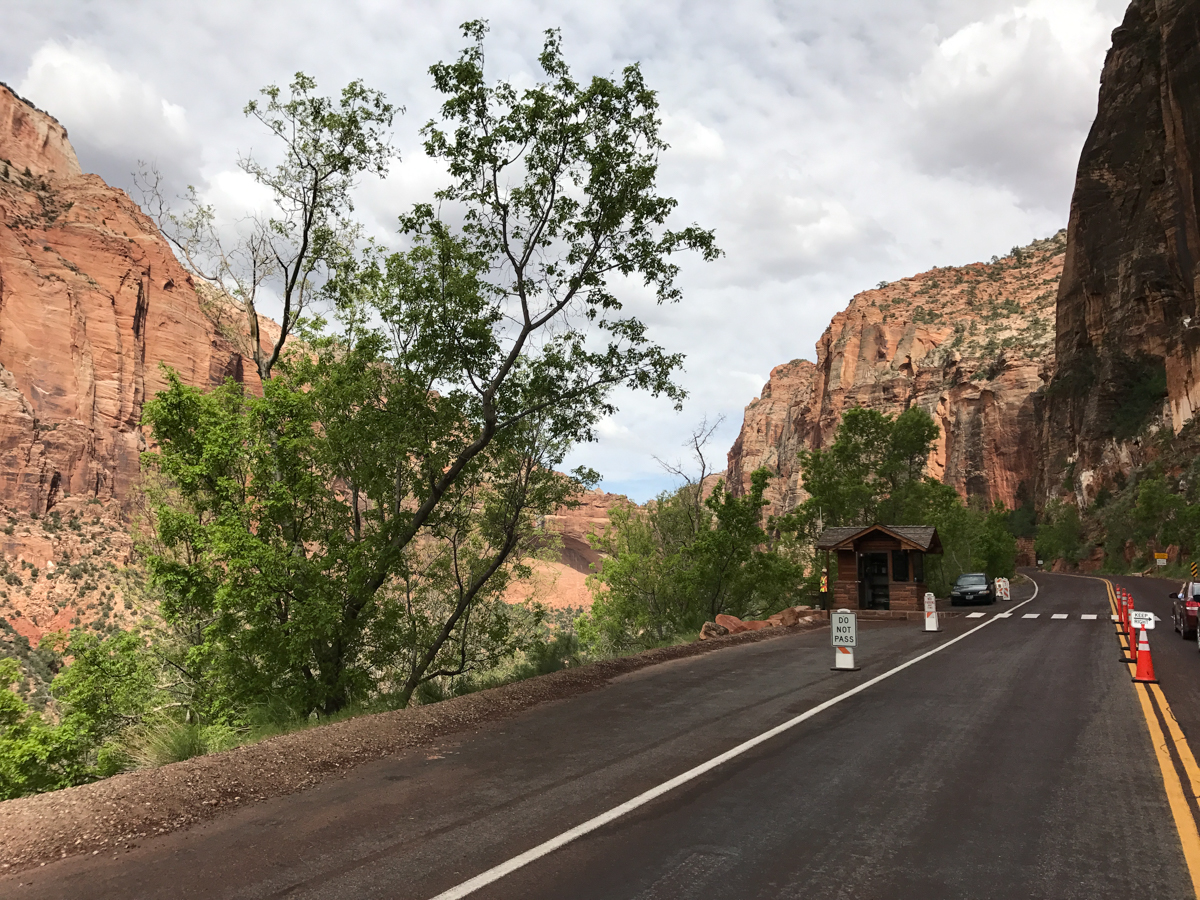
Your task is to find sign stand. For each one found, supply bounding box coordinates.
[831,609,860,671]
[923,592,941,633]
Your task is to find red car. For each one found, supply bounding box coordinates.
[1171,581,1200,639]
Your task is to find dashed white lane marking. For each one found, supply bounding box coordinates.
[967,612,986,618]
[1022,614,1040,619]
[1052,614,1069,619]
[425,582,1041,900]
[995,613,1012,618]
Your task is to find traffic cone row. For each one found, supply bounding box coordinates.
[1118,588,1134,663]
[1114,586,1158,683]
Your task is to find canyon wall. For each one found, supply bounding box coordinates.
[1041,0,1200,502]
[0,83,258,517]
[727,234,1064,519]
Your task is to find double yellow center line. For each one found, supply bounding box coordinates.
[1106,578,1200,895]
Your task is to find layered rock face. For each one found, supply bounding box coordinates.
[1042,0,1200,502]
[0,83,257,517]
[728,234,1065,519]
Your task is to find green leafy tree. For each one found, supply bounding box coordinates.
[798,406,941,530]
[140,73,397,380]
[584,466,802,653]
[0,658,73,799]
[143,23,716,717]
[0,629,163,799]
[1131,476,1184,547]
[1036,499,1085,565]
[796,406,1015,594]
[974,503,1018,579]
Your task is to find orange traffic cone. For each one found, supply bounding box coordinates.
[1132,625,1158,684]
[1121,598,1136,663]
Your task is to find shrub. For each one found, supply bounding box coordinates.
[125,721,212,768]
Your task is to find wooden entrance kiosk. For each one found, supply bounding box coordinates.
[815,525,942,611]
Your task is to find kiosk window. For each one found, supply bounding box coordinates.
[891,550,909,582]
[912,552,924,583]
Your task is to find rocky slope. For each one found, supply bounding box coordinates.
[727,233,1065,518]
[1041,0,1200,504]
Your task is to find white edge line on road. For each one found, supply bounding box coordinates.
[426,578,1041,900]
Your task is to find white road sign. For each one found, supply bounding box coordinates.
[923,593,937,614]
[1130,610,1157,630]
[831,611,857,647]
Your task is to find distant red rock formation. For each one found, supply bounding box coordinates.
[727,233,1064,518]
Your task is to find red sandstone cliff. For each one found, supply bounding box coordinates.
[0,83,259,517]
[0,84,267,645]
[1041,0,1200,503]
[728,234,1064,518]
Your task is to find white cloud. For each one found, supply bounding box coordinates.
[201,168,276,220]
[660,110,726,162]
[0,1,1129,500]
[903,0,1116,205]
[17,39,199,191]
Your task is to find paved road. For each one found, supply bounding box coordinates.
[4,572,1195,899]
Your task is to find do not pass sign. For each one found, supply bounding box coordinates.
[831,610,857,647]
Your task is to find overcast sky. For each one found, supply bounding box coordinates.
[2,0,1127,501]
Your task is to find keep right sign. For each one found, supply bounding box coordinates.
[1130,610,1156,630]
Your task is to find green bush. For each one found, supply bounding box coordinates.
[1036,500,1085,565]
[582,469,802,653]
[126,721,212,768]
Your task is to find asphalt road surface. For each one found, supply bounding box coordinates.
[6,571,1199,899]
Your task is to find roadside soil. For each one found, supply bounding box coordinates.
[0,618,824,872]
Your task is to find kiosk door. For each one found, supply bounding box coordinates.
[858,552,890,609]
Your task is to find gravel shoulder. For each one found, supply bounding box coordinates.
[0,620,822,872]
